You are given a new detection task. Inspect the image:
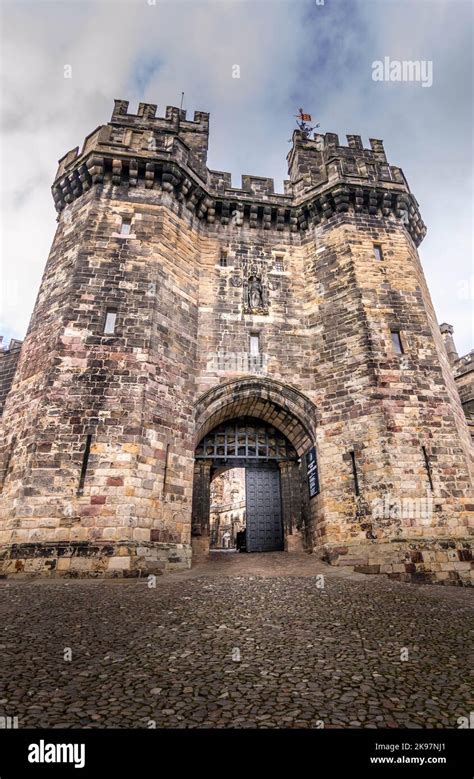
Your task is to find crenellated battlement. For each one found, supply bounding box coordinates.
[111,99,210,130]
[55,99,210,183]
[207,171,278,196]
[286,129,407,199]
[109,99,209,176]
[51,98,426,244]
[289,129,388,161]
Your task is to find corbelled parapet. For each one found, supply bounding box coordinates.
[286,129,426,244]
[51,99,426,244]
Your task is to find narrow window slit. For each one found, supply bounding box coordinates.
[350,450,360,496]
[422,446,434,491]
[78,434,92,494]
[162,443,171,494]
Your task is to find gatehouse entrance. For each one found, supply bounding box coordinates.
[193,417,300,555]
[191,378,320,562]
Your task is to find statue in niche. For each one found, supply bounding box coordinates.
[243,274,268,313]
[248,275,263,309]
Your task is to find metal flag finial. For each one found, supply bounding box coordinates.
[294,107,320,138]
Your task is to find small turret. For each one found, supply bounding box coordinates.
[440,322,459,366]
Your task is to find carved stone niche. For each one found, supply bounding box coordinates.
[230,252,271,314]
[243,273,269,315]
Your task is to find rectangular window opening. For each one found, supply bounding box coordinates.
[422,446,434,491]
[77,434,92,495]
[250,334,260,356]
[120,218,131,236]
[391,330,404,355]
[104,309,117,335]
[219,250,228,267]
[350,450,360,496]
[274,255,285,272]
[373,243,383,261]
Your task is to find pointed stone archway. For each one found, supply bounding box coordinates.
[191,378,319,561]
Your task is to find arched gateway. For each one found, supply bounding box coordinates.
[191,379,319,559]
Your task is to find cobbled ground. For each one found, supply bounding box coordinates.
[0,553,472,729]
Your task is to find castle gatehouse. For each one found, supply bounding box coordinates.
[0,99,472,583]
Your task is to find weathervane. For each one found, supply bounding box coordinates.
[294,107,320,138]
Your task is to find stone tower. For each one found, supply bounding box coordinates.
[0,99,472,583]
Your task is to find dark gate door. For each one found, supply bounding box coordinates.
[245,467,283,552]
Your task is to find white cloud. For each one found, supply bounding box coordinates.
[0,0,472,355]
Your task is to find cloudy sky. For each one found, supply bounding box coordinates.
[0,0,472,355]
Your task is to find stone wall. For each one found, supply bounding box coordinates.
[0,339,22,418]
[440,322,474,442]
[454,354,474,440]
[0,189,198,576]
[0,99,472,583]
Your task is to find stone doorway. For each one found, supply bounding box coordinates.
[191,416,306,560]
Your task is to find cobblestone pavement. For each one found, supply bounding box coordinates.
[0,553,472,729]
